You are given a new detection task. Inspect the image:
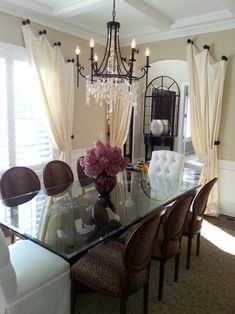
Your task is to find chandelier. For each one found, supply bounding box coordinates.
[75,0,150,119]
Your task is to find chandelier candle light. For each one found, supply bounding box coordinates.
[75,0,150,119]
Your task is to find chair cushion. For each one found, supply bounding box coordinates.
[0,230,17,302]
[71,241,147,297]
[8,240,70,302]
[0,229,10,268]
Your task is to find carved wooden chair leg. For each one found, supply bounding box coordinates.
[158,260,165,301]
[186,236,193,269]
[120,297,127,314]
[174,252,180,282]
[143,281,149,314]
[196,233,201,256]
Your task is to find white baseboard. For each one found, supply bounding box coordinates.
[218,159,235,217]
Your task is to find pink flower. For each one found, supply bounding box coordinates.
[79,141,129,178]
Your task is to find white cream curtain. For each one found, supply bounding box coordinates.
[22,25,74,165]
[186,43,227,215]
[109,95,133,150]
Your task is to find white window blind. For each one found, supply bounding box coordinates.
[0,43,54,175]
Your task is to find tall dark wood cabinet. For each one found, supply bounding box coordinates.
[143,76,180,160]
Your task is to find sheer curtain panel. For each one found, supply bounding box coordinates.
[22,25,74,165]
[109,93,134,151]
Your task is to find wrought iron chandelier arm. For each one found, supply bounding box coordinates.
[76,53,86,86]
[92,24,112,76]
[77,65,86,78]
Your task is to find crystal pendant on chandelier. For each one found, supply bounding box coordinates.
[86,78,138,121]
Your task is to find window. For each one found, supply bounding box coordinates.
[183,85,191,140]
[0,42,54,175]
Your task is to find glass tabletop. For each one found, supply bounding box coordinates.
[0,170,199,264]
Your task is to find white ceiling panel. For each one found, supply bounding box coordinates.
[0,0,235,46]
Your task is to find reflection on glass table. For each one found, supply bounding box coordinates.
[141,174,181,201]
[0,171,199,265]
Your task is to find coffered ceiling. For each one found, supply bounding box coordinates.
[0,0,235,46]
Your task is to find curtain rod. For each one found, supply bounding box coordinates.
[186,39,228,61]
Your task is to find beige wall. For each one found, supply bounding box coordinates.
[135,30,235,161]
[0,11,106,151]
[1,10,235,161]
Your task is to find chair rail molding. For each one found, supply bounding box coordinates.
[218,159,235,217]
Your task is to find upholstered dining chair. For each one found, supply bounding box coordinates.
[182,177,218,270]
[43,160,74,195]
[77,157,93,187]
[0,166,41,243]
[152,190,196,301]
[0,166,41,206]
[76,157,98,201]
[70,211,162,314]
[0,229,70,314]
[148,150,185,180]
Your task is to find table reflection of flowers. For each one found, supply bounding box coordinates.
[79,141,129,198]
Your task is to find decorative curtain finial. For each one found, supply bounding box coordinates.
[22,19,30,25]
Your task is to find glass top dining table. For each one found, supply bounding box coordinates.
[0,170,199,265]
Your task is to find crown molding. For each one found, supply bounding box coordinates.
[0,2,235,46]
[120,17,235,46]
[0,5,106,44]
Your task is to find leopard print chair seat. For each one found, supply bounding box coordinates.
[70,211,162,314]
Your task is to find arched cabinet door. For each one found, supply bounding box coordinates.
[143,76,180,160]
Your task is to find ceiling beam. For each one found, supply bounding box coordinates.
[222,0,235,17]
[124,0,171,30]
[2,0,52,14]
[53,0,109,18]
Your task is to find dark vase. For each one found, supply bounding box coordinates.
[93,173,117,198]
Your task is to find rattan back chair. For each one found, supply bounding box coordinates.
[43,160,74,196]
[0,166,41,243]
[77,157,93,193]
[0,166,40,207]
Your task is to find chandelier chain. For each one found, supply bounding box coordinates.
[112,0,116,22]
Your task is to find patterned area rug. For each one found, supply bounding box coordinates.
[75,226,235,314]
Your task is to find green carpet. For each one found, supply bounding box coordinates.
[75,227,235,314]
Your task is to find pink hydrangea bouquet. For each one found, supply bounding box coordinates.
[79,140,129,178]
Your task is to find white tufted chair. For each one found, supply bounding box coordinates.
[0,229,70,314]
[148,150,185,180]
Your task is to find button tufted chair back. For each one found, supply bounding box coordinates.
[148,150,185,180]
